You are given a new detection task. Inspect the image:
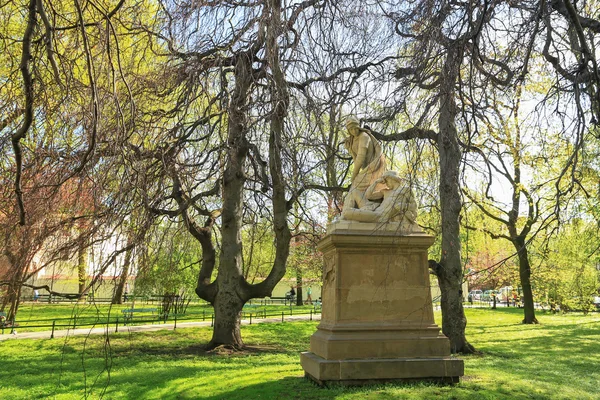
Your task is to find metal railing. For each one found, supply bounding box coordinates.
[1,303,323,336]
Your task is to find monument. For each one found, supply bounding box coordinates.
[300,117,464,385]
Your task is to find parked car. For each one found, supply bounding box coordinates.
[468,290,483,301]
[482,290,499,301]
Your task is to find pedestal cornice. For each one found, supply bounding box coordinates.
[317,230,435,253]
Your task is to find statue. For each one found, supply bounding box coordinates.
[341,117,387,214]
[343,117,386,192]
[342,171,417,226]
[339,116,418,229]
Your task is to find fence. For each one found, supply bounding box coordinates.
[463,298,600,312]
[7,297,592,336]
[20,294,300,306]
[21,294,210,305]
[465,298,521,309]
[1,303,322,336]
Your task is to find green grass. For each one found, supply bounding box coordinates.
[1,308,599,399]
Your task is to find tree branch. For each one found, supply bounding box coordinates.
[11,0,37,225]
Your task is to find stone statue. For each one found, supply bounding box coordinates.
[337,116,419,230]
[343,117,386,192]
[341,117,387,214]
[342,170,417,226]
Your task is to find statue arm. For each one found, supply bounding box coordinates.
[343,137,353,154]
[365,178,384,200]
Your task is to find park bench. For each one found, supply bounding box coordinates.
[313,300,322,312]
[242,303,264,317]
[121,308,158,325]
[266,296,296,305]
[32,293,88,303]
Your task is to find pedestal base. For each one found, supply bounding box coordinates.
[301,229,464,385]
[301,352,463,386]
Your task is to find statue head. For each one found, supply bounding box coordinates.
[381,170,405,189]
[345,116,361,137]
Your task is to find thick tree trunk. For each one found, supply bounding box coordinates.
[0,290,8,311]
[202,0,292,348]
[208,51,253,348]
[437,44,475,354]
[513,238,538,324]
[210,285,245,348]
[7,284,22,325]
[436,271,471,353]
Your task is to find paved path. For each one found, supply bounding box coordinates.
[0,314,321,342]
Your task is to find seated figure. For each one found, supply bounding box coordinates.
[341,170,417,226]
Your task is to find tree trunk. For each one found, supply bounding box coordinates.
[6,267,24,323]
[199,0,293,348]
[208,51,253,348]
[436,271,471,352]
[0,290,8,311]
[112,242,133,305]
[7,283,22,325]
[296,269,303,306]
[210,285,245,348]
[77,240,88,297]
[325,104,342,221]
[513,238,538,324]
[437,44,475,354]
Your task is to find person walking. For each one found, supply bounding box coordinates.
[305,286,313,304]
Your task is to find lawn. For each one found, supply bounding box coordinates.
[1,308,599,399]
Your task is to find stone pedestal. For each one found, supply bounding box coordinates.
[300,222,463,385]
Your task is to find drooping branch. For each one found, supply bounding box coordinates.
[70,0,99,177]
[249,0,292,300]
[11,0,37,225]
[0,109,24,132]
[288,56,399,91]
[286,184,348,211]
[462,189,510,226]
[549,0,600,34]
[54,0,126,31]
[36,0,61,86]
[248,142,270,193]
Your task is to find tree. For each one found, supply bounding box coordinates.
[135,222,201,301]
[126,0,332,349]
[0,175,100,321]
[463,91,545,323]
[112,234,134,305]
[0,0,158,317]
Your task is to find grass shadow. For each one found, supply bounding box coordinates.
[1,311,599,399]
